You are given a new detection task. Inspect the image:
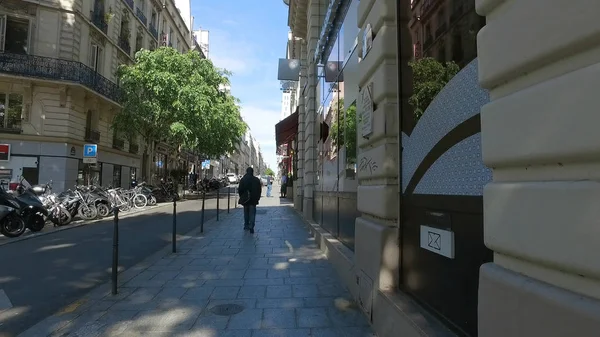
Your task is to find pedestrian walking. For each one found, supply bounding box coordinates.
[280,173,287,198]
[266,175,273,197]
[238,167,262,234]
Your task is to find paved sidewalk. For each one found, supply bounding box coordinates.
[18,196,376,337]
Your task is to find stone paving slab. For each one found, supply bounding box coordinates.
[17,196,377,337]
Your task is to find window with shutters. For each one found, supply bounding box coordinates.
[0,14,31,54]
[90,43,103,72]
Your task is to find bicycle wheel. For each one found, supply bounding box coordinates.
[132,194,147,209]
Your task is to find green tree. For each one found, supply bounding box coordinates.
[408,57,459,121]
[113,47,246,178]
[264,168,275,176]
[329,98,357,164]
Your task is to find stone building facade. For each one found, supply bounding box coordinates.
[281,0,600,336]
[0,0,194,191]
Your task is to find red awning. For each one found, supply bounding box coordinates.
[275,110,299,146]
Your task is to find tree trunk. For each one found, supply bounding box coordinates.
[142,141,150,183]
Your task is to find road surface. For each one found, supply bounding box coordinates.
[0,192,236,337]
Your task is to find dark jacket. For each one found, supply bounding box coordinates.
[238,173,262,205]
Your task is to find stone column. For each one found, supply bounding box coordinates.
[477,0,600,335]
[295,40,307,211]
[301,0,327,219]
[353,0,401,318]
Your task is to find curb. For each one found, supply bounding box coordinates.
[0,200,189,248]
[17,207,241,337]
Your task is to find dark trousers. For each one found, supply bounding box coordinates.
[243,204,257,229]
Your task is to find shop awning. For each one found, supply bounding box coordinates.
[275,110,299,146]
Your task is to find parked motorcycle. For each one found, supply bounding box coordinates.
[32,181,73,227]
[14,181,48,232]
[0,188,26,237]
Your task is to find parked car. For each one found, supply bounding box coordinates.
[259,176,268,186]
[226,173,238,184]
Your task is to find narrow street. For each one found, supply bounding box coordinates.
[0,194,235,337]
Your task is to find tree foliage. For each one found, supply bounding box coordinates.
[113,47,247,158]
[408,57,459,121]
[264,168,275,176]
[329,98,357,164]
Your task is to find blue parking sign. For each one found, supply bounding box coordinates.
[83,144,97,157]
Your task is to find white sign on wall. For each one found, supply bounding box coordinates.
[360,82,374,138]
[420,225,455,259]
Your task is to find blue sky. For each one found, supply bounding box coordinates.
[191,1,289,170]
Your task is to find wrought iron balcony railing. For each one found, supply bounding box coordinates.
[149,23,158,40]
[124,0,134,10]
[113,138,125,150]
[0,120,22,134]
[85,128,101,143]
[135,7,147,26]
[90,11,108,34]
[118,36,131,55]
[129,143,139,154]
[0,53,121,102]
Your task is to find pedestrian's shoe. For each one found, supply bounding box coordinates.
[243,226,249,231]
[249,228,255,234]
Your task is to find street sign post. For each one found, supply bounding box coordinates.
[83,144,98,164]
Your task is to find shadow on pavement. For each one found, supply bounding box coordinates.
[0,197,239,337]
[11,202,377,337]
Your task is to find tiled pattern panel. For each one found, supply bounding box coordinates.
[24,201,376,337]
[413,134,492,196]
[402,59,490,193]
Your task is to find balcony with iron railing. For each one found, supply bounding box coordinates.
[90,10,108,34]
[112,137,125,150]
[0,53,121,103]
[85,127,101,143]
[135,7,147,26]
[0,117,22,134]
[149,23,158,40]
[129,143,139,154]
[118,36,131,55]
[123,0,134,10]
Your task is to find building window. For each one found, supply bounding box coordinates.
[0,15,31,54]
[0,93,22,130]
[113,165,122,187]
[90,43,103,72]
[151,10,157,27]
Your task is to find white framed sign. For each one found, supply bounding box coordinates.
[420,225,455,259]
[360,83,374,138]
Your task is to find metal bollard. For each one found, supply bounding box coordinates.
[216,188,220,221]
[201,190,206,233]
[111,207,120,295]
[172,196,177,253]
[227,186,231,213]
